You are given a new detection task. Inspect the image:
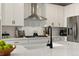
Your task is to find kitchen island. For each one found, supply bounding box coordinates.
[2,38,79,56]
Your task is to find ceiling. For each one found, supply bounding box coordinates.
[51,3,72,6]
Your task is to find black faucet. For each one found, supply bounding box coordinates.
[46,26,53,48]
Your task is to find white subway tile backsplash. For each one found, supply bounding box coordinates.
[23,27,44,36]
[2,26,64,39]
[52,28,60,36]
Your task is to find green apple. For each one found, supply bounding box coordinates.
[0,46,3,51]
[3,45,10,50]
[6,44,13,48]
[0,40,6,46]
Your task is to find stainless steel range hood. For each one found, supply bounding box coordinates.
[24,3,47,21]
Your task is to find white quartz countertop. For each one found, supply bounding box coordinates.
[7,40,79,56]
[1,37,78,56]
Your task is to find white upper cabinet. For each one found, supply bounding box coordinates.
[64,4,75,17]
[45,4,57,26]
[24,3,31,19]
[74,4,79,16]
[56,6,64,27]
[13,4,24,26]
[2,3,24,26]
[45,4,64,27]
[64,3,79,17]
[37,4,46,17]
[2,4,13,26]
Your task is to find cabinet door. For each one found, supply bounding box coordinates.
[46,4,57,26]
[2,3,14,26]
[46,4,64,27]
[24,3,31,18]
[13,3,24,26]
[2,3,24,26]
[74,4,79,16]
[37,3,46,17]
[56,6,64,27]
[65,4,75,17]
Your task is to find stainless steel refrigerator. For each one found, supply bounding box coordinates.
[67,16,79,42]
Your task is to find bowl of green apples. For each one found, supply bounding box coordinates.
[0,40,16,56]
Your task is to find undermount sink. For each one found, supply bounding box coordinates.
[23,42,64,49]
[5,38,64,49]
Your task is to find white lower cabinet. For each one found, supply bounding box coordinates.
[64,4,79,19]
[2,3,24,26]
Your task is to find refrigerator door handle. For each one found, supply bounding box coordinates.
[73,22,77,39]
[76,22,78,39]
